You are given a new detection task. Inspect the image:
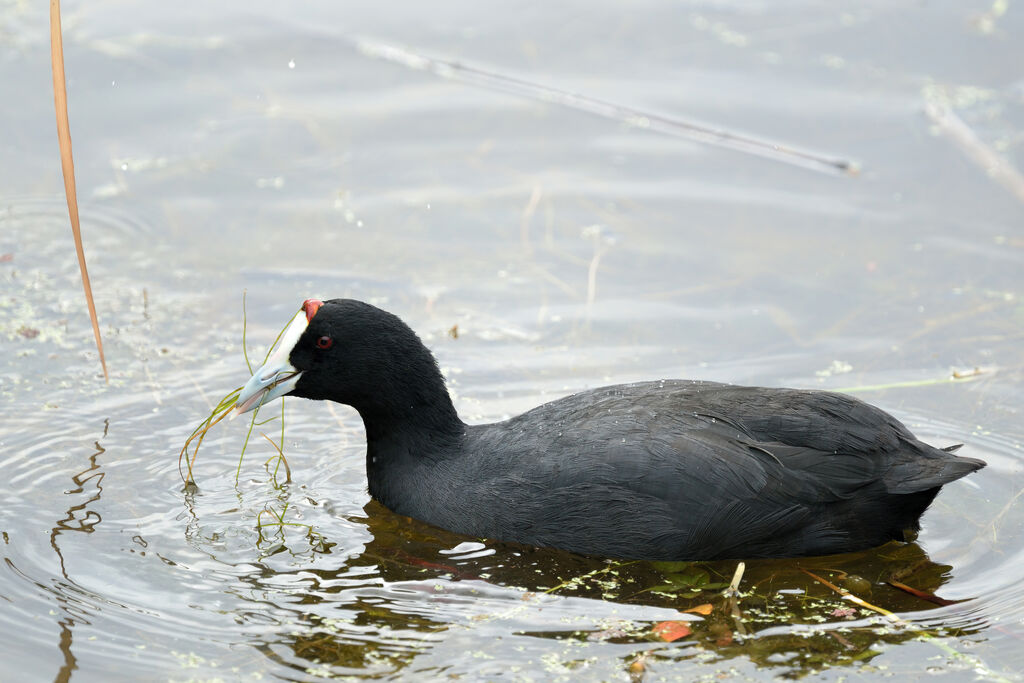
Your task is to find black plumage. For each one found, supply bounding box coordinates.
[239,298,986,561]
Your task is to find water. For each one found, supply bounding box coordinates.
[2,0,1023,679]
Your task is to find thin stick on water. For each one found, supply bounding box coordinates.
[798,567,1010,680]
[725,561,747,636]
[50,0,108,381]
[354,37,858,176]
[832,368,987,394]
[800,568,901,623]
[924,101,1024,205]
[726,561,746,597]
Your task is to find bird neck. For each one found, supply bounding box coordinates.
[359,376,465,514]
[356,389,464,444]
[352,345,465,445]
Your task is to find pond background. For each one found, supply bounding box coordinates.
[2,1,1023,680]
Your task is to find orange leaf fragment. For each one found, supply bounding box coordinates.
[684,603,713,616]
[652,620,692,642]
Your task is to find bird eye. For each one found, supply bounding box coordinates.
[316,335,333,350]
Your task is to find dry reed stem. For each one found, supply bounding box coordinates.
[50,0,108,381]
[726,561,747,636]
[799,568,901,623]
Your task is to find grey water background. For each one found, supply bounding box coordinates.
[2,1,1023,680]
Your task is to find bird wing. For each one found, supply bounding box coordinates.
[480,401,871,558]
[467,380,981,558]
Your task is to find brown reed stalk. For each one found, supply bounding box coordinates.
[50,0,108,381]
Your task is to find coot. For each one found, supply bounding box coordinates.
[235,298,985,560]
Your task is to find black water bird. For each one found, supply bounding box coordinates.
[235,298,985,560]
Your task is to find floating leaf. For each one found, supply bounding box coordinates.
[652,620,692,642]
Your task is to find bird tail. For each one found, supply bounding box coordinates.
[884,442,986,495]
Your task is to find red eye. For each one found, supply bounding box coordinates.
[316,336,333,350]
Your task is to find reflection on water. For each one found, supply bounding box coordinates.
[1,0,1023,680]
[49,420,108,683]
[223,500,988,678]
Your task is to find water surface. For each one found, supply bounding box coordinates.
[2,1,1023,680]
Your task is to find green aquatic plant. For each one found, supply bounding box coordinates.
[178,297,302,485]
[177,297,330,555]
[255,501,332,557]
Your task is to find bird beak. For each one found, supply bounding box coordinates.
[234,310,307,415]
